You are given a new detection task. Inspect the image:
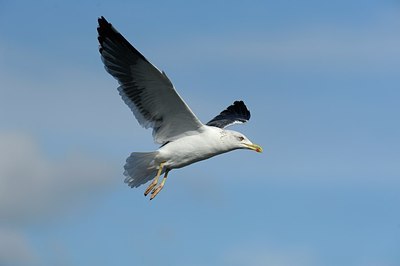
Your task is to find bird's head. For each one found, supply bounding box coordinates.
[224,130,263,153]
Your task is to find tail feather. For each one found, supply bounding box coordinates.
[123,152,162,188]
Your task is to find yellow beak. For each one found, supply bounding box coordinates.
[245,143,263,153]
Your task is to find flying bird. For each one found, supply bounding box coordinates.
[97,16,262,200]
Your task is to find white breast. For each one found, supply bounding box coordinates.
[155,126,236,169]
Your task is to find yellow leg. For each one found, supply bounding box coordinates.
[150,170,170,200]
[144,162,164,196]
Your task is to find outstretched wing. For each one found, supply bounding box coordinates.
[206,101,251,128]
[97,16,203,144]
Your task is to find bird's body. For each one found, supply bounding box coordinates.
[97,17,262,199]
[157,127,244,169]
[158,127,222,169]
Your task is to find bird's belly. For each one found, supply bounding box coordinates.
[156,135,226,169]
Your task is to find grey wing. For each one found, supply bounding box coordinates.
[206,101,251,128]
[97,17,203,144]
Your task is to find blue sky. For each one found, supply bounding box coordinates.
[1,1,400,265]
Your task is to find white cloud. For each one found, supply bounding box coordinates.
[152,12,400,73]
[181,31,399,72]
[0,229,38,266]
[0,131,117,225]
[0,131,118,265]
[221,32,400,67]
[222,245,318,266]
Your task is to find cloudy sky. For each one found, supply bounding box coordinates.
[1,1,400,265]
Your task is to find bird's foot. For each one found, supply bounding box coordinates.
[145,166,169,200]
[144,178,158,196]
[144,163,165,197]
[150,184,164,200]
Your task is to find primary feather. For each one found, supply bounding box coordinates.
[206,101,251,128]
[97,16,203,144]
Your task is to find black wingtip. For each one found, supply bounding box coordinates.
[205,100,251,128]
[98,16,108,25]
[97,16,115,55]
[97,16,111,35]
[231,100,251,120]
[96,16,150,63]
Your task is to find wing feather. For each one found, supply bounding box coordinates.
[97,16,203,144]
[206,101,251,128]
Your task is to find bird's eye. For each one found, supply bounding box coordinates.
[237,136,244,141]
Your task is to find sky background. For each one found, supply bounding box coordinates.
[1,0,400,265]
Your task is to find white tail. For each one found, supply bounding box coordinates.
[123,152,162,188]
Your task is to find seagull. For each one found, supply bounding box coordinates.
[97,16,262,200]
